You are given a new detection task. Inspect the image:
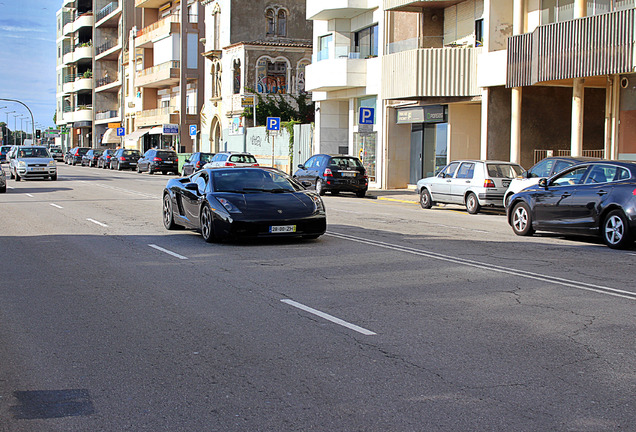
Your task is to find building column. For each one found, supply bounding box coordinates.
[570,0,587,157]
[480,88,489,160]
[510,0,525,164]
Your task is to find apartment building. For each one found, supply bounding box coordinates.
[199,0,312,153]
[93,0,137,147]
[126,0,205,153]
[56,0,94,149]
[307,0,636,189]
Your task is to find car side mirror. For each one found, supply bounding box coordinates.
[185,183,198,192]
[538,178,548,188]
[301,180,312,188]
[298,164,305,170]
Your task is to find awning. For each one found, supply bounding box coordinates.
[124,128,150,142]
[101,128,120,144]
[149,126,163,135]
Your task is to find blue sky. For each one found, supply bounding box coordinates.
[0,0,57,132]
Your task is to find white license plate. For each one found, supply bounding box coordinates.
[269,225,296,233]
[30,167,45,172]
[341,172,355,177]
[502,180,511,187]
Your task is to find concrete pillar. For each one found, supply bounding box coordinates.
[575,0,587,18]
[510,0,525,164]
[571,78,585,157]
[604,77,614,160]
[480,88,489,160]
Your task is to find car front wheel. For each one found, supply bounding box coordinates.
[602,209,632,249]
[200,204,216,243]
[511,202,534,236]
[420,188,433,209]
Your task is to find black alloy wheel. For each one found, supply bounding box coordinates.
[602,209,632,249]
[163,194,178,230]
[420,189,433,209]
[200,204,215,243]
[511,202,535,236]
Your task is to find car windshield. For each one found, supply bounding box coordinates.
[212,169,302,193]
[329,157,363,169]
[487,164,523,178]
[19,148,50,158]
[228,154,257,163]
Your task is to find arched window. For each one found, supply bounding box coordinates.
[296,59,310,93]
[277,9,287,37]
[211,60,222,99]
[266,9,275,35]
[256,57,289,94]
[233,59,241,94]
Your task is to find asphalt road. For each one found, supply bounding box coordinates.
[1,164,635,431]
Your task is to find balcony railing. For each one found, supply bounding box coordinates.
[138,60,180,78]
[96,76,117,87]
[137,106,177,118]
[96,40,117,55]
[96,110,119,120]
[136,14,179,38]
[534,149,605,164]
[96,1,118,22]
[507,9,635,87]
[387,36,445,54]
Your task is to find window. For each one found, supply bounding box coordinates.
[540,0,633,24]
[439,162,460,178]
[233,59,241,94]
[352,24,379,59]
[475,19,484,47]
[296,60,309,93]
[265,6,288,37]
[552,160,574,175]
[318,34,333,61]
[211,60,222,99]
[528,159,555,178]
[487,164,523,178]
[256,57,288,94]
[552,166,588,186]
[456,162,475,179]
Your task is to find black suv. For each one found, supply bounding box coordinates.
[181,152,215,176]
[137,149,178,174]
[111,149,141,171]
[294,154,368,197]
[66,147,90,165]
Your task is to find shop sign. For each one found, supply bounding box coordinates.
[163,124,179,135]
[396,105,447,124]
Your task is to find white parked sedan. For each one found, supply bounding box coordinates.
[417,160,523,214]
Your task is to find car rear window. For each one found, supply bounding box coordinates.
[77,148,89,155]
[487,164,523,178]
[156,151,176,158]
[200,153,214,163]
[229,154,257,163]
[329,157,363,169]
[123,150,140,156]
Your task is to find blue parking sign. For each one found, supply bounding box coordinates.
[116,127,125,136]
[266,117,281,131]
[359,107,375,125]
[189,124,197,136]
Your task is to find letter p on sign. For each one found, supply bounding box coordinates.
[266,117,281,131]
[359,107,375,125]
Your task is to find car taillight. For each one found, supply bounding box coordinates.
[324,168,333,177]
[484,179,496,188]
[195,162,201,169]
[253,163,259,167]
[119,156,126,161]
[153,157,162,161]
[106,155,111,159]
[633,188,636,196]
[225,162,236,167]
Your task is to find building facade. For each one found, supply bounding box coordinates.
[200,0,312,155]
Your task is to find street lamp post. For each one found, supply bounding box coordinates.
[12,114,20,146]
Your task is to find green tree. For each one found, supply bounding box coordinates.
[242,91,314,126]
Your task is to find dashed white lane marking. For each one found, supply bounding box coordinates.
[7,186,14,189]
[79,181,159,199]
[25,193,34,197]
[50,203,63,209]
[327,231,636,302]
[281,299,376,336]
[148,244,188,260]
[86,218,108,227]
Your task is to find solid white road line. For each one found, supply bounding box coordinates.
[50,203,63,209]
[327,231,636,302]
[86,218,108,227]
[25,193,34,197]
[148,244,188,260]
[281,299,376,336]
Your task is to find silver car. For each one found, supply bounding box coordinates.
[203,152,259,168]
[417,160,523,214]
[9,146,58,181]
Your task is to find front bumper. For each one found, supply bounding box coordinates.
[216,214,327,240]
[17,167,57,178]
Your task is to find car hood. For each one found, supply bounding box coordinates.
[216,192,316,219]
[18,157,54,164]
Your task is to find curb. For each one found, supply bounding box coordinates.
[376,197,419,205]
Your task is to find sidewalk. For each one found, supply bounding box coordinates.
[365,188,419,205]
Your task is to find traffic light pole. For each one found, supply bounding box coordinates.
[0,98,35,145]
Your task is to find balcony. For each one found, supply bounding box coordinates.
[63,74,93,93]
[384,0,463,11]
[135,15,180,48]
[95,39,122,61]
[74,106,93,122]
[307,0,373,20]
[75,12,94,29]
[95,110,120,124]
[96,1,120,27]
[135,0,170,8]
[306,47,367,92]
[135,106,179,128]
[382,46,480,99]
[507,8,635,88]
[95,75,121,92]
[136,61,180,88]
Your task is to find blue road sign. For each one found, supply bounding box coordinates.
[116,127,125,137]
[189,124,197,136]
[266,117,281,131]
[359,107,375,125]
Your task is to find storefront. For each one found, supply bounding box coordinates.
[143,124,179,152]
[397,105,448,183]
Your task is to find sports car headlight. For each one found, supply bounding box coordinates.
[310,194,325,213]
[217,197,242,214]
